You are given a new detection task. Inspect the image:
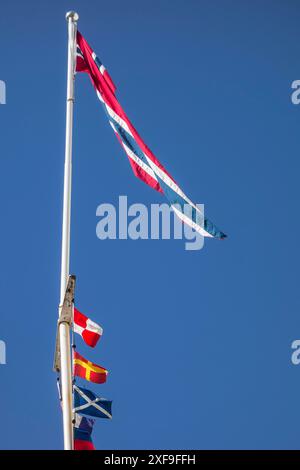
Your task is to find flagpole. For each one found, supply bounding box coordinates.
[59,10,78,450]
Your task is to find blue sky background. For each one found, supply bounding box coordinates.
[1,0,300,449]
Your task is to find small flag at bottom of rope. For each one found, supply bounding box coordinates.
[74,414,96,451]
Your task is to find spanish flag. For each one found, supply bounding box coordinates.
[73,350,108,384]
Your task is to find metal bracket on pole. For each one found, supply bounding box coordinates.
[53,274,76,372]
[59,274,76,324]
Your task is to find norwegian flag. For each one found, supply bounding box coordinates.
[76,31,226,240]
[73,307,103,348]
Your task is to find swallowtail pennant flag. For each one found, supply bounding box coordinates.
[74,384,113,419]
[76,31,226,240]
[74,307,103,348]
[73,350,108,384]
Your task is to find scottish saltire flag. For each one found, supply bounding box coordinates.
[74,414,96,450]
[74,428,95,451]
[74,384,112,419]
[76,31,226,240]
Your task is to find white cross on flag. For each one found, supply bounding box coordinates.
[73,307,103,348]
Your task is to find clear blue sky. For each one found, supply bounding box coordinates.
[1,0,300,450]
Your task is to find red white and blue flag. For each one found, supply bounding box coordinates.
[74,414,95,451]
[76,31,226,240]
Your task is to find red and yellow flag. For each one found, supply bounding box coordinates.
[73,350,108,384]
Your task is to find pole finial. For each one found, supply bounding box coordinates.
[66,11,79,22]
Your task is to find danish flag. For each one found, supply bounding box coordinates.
[73,307,103,348]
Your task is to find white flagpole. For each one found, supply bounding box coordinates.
[59,10,78,450]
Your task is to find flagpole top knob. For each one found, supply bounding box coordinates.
[66,11,79,22]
